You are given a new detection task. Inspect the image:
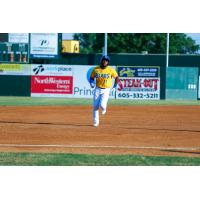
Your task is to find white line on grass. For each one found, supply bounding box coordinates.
[0,144,200,151]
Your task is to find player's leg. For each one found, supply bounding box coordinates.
[99,88,110,115]
[93,88,101,126]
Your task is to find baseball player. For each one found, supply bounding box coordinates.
[90,55,119,127]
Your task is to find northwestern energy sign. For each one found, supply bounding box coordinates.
[31,76,73,96]
[31,64,73,97]
[116,66,160,100]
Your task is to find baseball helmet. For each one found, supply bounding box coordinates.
[100,55,110,63]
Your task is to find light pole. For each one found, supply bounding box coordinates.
[166,33,170,68]
[104,33,107,56]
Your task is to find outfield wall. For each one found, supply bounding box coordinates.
[0,75,30,96]
[0,63,199,100]
[166,67,199,100]
[0,64,30,96]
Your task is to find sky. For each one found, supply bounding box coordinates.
[62,33,74,40]
[187,33,200,45]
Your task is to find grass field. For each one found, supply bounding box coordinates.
[1,152,200,166]
[0,96,200,166]
[0,96,200,106]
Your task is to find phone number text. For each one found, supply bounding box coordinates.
[118,92,159,99]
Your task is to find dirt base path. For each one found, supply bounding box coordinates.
[0,105,200,157]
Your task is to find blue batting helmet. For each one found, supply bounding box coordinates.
[100,55,110,63]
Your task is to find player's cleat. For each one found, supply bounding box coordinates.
[93,121,99,127]
[102,110,106,115]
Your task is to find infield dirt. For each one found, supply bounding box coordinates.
[0,105,200,157]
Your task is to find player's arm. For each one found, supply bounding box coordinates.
[90,70,96,88]
[113,76,119,88]
[112,68,119,88]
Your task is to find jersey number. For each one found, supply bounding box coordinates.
[103,79,108,85]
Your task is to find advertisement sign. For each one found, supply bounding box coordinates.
[30,64,116,98]
[30,33,58,58]
[31,64,72,76]
[198,76,200,99]
[31,76,73,97]
[73,65,116,99]
[116,66,160,100]
[0,64,31,75]
[62,40,80,53]
[8,33,29,43]
[31,64,73,97]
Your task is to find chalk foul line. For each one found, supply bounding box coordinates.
[0,144,199,151]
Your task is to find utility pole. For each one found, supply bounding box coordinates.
[166,33,170,67]
[104,33,107,56]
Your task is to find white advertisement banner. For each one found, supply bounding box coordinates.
[31,64,72,76]
[8,33,29,43]
[30,64,116,99]
[30,33,58,58]
[73,65,116,99]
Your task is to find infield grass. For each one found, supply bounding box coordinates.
[0,96,200,106]
[0,152,200,166]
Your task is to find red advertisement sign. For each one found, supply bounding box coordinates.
[31,76,73,94]
[116,66,160,100]
[118,78,159,91]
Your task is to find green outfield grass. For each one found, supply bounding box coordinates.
[0,96,200,166]
[0,152,200,166]
[0,96,200,106]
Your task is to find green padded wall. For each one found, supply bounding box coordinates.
[0,75,31,96]
[166,67,198,100]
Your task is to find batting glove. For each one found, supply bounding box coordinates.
[90,82,95,88]
[89,77,95,88]
[113,82,117,89]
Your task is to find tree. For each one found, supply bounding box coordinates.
[73,33,200,54]
[73,33,104,53]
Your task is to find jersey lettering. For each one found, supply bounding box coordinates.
[95,73,110,79]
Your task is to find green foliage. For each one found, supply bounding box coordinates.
[74,33,200,54]
[74,33,104,53]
